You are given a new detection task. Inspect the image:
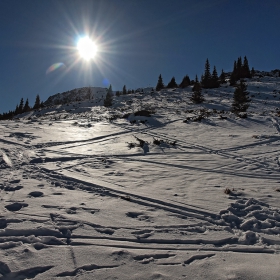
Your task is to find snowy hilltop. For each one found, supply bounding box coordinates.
[44,87,108,106]
[1,71,280,279]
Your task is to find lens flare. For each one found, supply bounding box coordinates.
[102,78,110,87]
[46,62,66,74]
[77,36,97,60]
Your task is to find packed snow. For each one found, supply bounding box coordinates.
[1,74,280,279]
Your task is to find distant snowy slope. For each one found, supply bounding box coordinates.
[44,87,108,106]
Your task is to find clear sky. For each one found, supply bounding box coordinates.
[0,0,280,113]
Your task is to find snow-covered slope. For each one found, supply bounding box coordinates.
[44,86,108,106]
[1,74,280,279]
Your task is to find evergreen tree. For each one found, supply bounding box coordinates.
[220,69,226,84]
[179,75,190,88]
[202,58,211,88]
[232,80,250,113]
[192,75,200,92]
[191,78,204,104]
[122,85,127,95]
[15,104,19,115]
[18,98,24,114]
[33,95,41,110]
[104,84,113,107]
[251,67,255,77]
[236,56,242,78]
[211,66,219,88]
[23,99,30,112]
[116,90,121,97]
[156,74,164,91]
[166,77,177,88]
[242,56,251,78]
[230,56,252,85]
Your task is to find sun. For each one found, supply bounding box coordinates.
[77,36,97,60]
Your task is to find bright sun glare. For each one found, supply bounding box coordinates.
[77,36,97,60]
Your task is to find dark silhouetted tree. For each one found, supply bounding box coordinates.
[104,84,113,107]
[211,66,219,88]
[230,56,252,85]
[23,99,30,112]
[191,75,204,104]
[220,69,226,84]
[179,75,190,88]
[251,67,255,77]
[232,80,250,113]
[156,74,164,91]
[15,104,19,115]
[33,95,41,110]
[192,75,200,92]
[236,56,242,77]
[122,85,127,95]
[202,58,211,88]
[166,77,177,88]
[242,56,251,78]
[18,98,24,114]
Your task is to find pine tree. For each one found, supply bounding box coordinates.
[122,85,127,95]
[242,56,251,78]
[220,69,226,84]
[33,95,41,110]
[232,80,250,113]
[251,67,255,77]
[15,104,19,115]
[18,98,24,113]
[211,66,219,88]
[230,56,252,85]
[104,84,113,107]
[202,58,211,88]
[156,74,164,91]
[23,99,30,112]
[236,56,242,78]
[192,75,200,92]
[179,75,190,88]
[191,78,204,104]
[166,77,177,88]
[116,90,121,97]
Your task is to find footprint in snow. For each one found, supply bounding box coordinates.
[5,202,28,212]
[4,185,23,192]
[126,212,152,222]
[29,191,44,197]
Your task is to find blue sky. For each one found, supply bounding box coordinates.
[0,0,280,113]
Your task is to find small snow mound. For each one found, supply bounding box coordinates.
[239,230,259,245]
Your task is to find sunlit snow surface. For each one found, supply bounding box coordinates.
[1,75,280,279]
